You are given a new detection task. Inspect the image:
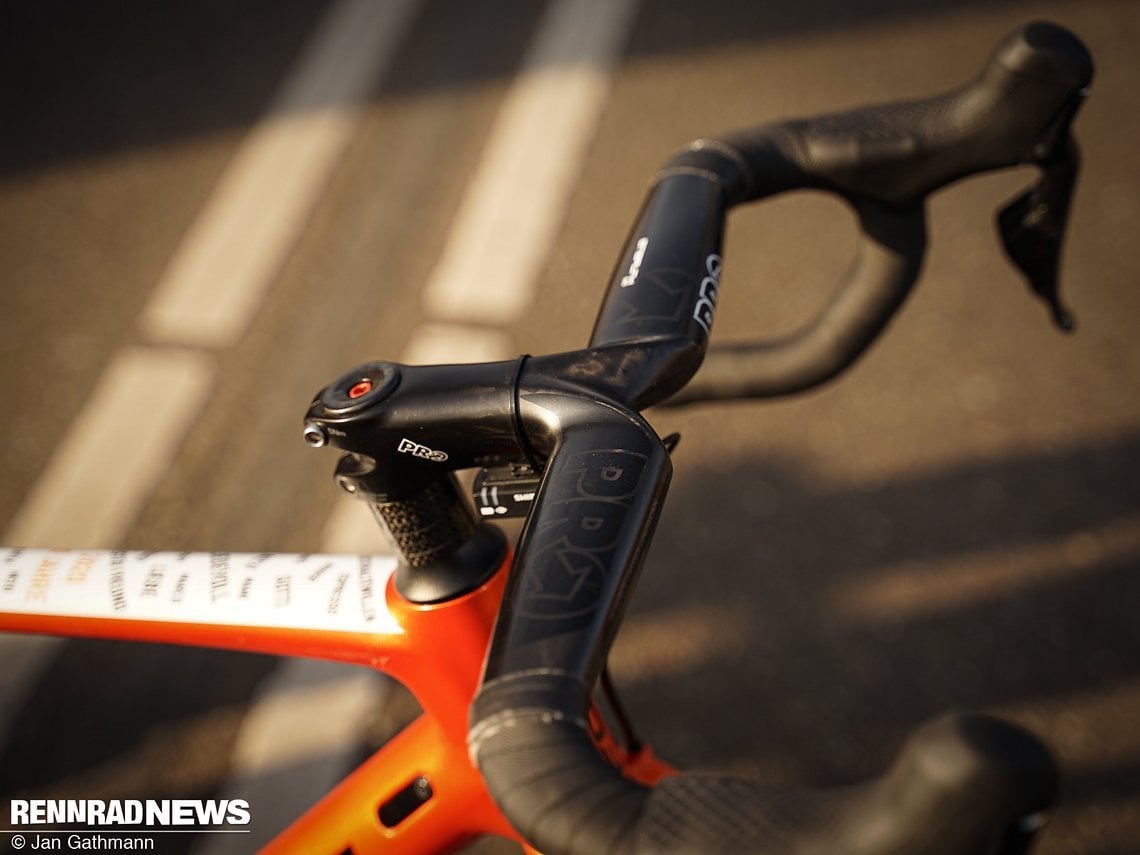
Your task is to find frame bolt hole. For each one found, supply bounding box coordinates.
[378,775,434,828]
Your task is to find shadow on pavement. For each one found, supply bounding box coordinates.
[610,425,1139,852]
[0,0,1067,182]
[2,428,1134,852]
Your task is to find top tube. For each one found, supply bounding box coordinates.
[0,548,400,635]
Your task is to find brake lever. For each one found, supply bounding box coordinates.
[997,131,1082,332]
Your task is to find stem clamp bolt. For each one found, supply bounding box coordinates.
[303,423,328,448]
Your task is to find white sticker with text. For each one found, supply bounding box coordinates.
[0,549,400,634]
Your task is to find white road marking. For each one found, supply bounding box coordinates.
[831,514,1140,622]
[0,634,62,749]
[2,0,426,837]
[3,347,214,548]
[4,0,641,845]
[190,658,388,855]
[320,499,394,556]
[141,0,422,349]
[400,322,514,365]
[1,346,213,753]
[422,0,642,323]
[6,0,424,549]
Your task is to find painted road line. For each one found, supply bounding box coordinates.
[141,0,423,349]
[0,348,210,758]
[0,634,63,750]
[400,322,514,365]
[190,658,388,854]
[8,0,638,838]
[3,347,214,548]
[227,662,386,784]
[320,499,394,557]
[422,0,642,323]
[4,0,428,839]
[831,513,1140,622]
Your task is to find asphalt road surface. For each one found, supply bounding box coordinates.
[2,1,1139,853]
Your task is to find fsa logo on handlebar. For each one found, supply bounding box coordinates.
[692,253,722,335]
[397,437,449,463]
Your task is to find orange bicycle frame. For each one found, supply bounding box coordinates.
[0,547,671,853]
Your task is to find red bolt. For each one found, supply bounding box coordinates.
[348,379,373,399]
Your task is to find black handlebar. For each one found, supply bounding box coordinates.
[471,21,1091,855]
[659,19,1090,404]
[470,702,1056,854]
[305,20,1094,855]
[716,19,1091,208]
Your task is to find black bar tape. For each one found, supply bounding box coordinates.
[470,678,1056,855]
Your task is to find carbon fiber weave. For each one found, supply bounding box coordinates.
[377,477,475,566]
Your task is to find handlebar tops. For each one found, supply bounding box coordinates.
[304,21,1093,855]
